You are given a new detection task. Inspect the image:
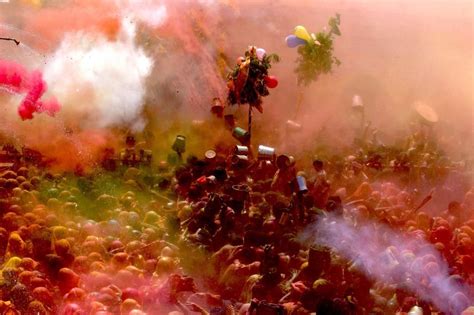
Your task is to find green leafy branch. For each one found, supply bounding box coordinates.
[294,14,341,86]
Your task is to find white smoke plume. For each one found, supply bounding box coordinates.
[299,214,472,314]
[43,18,153,131]
[118,0,168,28]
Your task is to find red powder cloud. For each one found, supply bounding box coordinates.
[0,59,61,120]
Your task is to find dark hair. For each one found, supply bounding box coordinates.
[313,159,324,169]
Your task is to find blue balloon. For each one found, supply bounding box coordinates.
[285,35,307,48]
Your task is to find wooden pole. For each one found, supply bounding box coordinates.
[294,90,304,120]
[248,105,252,145]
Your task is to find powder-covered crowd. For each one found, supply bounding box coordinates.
[0,131,472,315]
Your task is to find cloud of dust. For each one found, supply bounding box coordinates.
[0,0,471,167]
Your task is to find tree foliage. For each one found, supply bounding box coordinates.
[227,47,279,112]
[294,14,341,86]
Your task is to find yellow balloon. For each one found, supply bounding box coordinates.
[294,25,312,43]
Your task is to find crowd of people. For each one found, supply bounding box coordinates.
[0,127,472,315]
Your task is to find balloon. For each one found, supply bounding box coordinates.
[264,76,278,89]
[294,25,312,43]
[256,48,266,60]
[285,35,307,48]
